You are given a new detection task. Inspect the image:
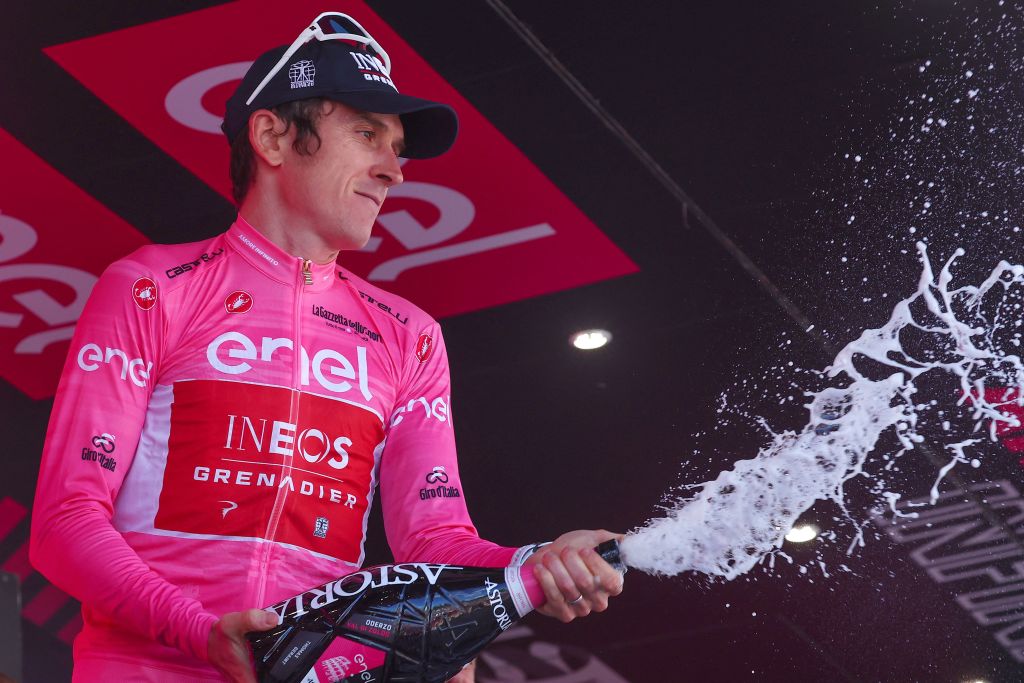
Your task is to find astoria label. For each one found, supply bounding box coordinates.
[266,563,460,622]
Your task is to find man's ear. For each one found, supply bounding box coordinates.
[249,110,289,168]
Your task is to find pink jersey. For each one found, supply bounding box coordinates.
[30,217,525,680]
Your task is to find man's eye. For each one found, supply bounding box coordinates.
[360,130,376,140]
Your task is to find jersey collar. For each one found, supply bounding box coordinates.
[229,216,337,291]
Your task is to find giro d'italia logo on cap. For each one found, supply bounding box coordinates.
[415,334,433,362]
[224,290,253,314]
[289,59,315,89]
[132,277,158,310]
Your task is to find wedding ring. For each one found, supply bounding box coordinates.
[567,594,584,606]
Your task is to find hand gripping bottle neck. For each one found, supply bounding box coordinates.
[249,540,625,683]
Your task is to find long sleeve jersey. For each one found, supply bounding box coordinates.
[30,217,524,680]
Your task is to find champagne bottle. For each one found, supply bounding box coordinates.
[248,540,625,683]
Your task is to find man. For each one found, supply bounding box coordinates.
[31,12,622,682]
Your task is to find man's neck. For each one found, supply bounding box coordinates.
[237,195,340,265]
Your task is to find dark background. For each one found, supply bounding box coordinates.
[3,1,1024,681]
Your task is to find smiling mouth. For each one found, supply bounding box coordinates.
[355,192,382,207]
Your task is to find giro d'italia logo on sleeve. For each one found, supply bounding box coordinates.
[421,466,460,500]
[224,290,253,314]
[426,466,448,484]
[415,334,433,363]
[132,277,158,310]
[81,433,117,472]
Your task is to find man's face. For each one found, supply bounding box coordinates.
[277,101,405,251]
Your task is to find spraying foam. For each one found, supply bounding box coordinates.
[620,242,1024,579]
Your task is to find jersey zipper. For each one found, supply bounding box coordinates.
[255,257,311,607]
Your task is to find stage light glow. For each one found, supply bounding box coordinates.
[784,524,818,543]
[571,329,611,350]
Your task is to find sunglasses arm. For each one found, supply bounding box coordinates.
[243,15,393,107]
[245,28,315,106]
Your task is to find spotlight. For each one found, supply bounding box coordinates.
[571,329,611,350]
[785,524,818,543]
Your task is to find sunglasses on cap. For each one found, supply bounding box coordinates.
[245,12,392,106]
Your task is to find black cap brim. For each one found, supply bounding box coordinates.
[325,90,458,159]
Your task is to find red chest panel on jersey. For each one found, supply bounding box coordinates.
[155,379,384,562]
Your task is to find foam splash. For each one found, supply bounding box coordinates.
[620,243,1024,579]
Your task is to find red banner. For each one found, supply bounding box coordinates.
[979,386,1024,465]
[44,0,638,319]
[0,129,150,399]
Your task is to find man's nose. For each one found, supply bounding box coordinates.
[374,152,404,187]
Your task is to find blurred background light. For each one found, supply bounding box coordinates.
[785,524,819,543]
[571,329,612,350]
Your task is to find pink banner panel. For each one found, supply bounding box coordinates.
[23,583,71,627]
[44,0,638,319]
[57,612,84,644]
[1,543,32,582]
[0,497,26,539]
[0,129,150,399]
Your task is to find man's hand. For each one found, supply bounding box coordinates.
[208,608,278,683]
[446,658,476,682]
[524,529,625,623]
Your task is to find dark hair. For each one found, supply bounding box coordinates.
[228,98,333,205]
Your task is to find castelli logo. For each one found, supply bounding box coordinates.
[132,277,158,310]
[225,290,253,314]
[415,334,433,362]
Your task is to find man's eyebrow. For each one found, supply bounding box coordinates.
[357,113,407,156]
